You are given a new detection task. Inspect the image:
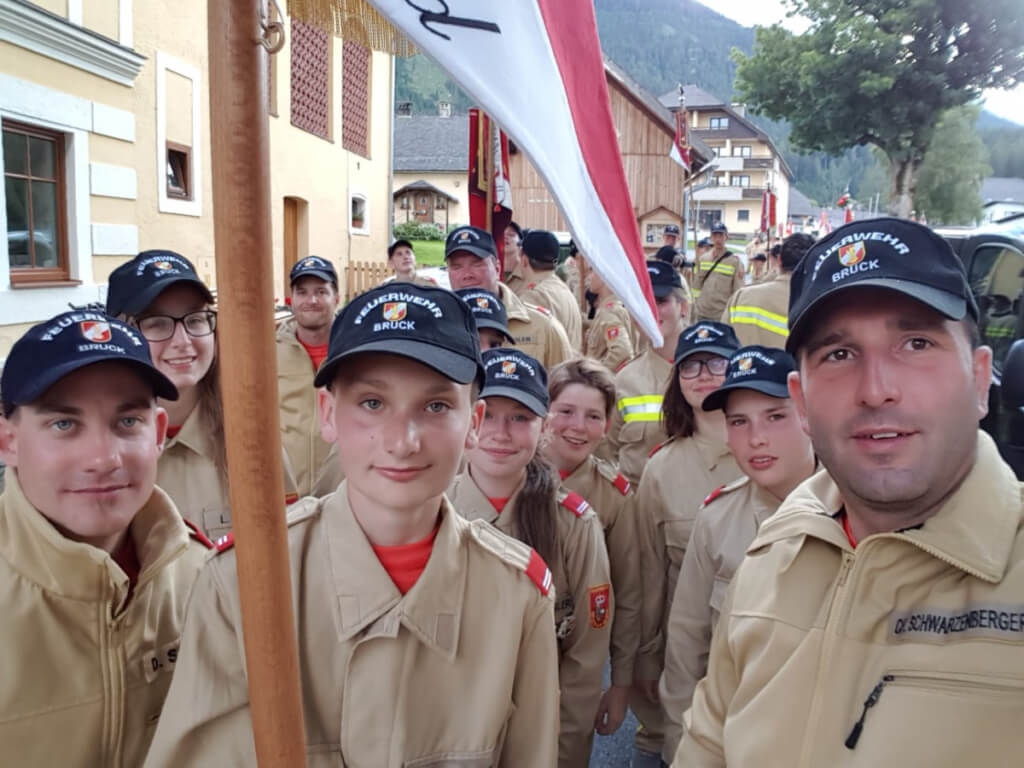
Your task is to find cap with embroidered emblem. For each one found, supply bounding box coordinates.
[647,259,683,298]
[711,222,728,234]
[701,345,796,411]
[314,282,483,389]
[106,250,213,317]
[787,217,977,354]
[456,288,515,344]
[479,348,549,417]
[290,255,338,287]
[445,225,497,261]
[673,321,741,365]
[2,310,178,415]
[664,224,681,236]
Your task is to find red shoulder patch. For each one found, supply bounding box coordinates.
[183,519,214,549]
[615,358,631,373]
[648,442,666,459]
[527,282,537,289]
[612,473,631,496]
[214,532,235,554]
[589,583,611,629]
[604,301,615,309]
[284,493,299,505]
[534,305,551,316]
[703,484,727,506]
[606,326,620,340]
[561,491,590,517]
[525,549,553,596]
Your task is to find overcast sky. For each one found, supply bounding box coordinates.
[696,0,1024,126]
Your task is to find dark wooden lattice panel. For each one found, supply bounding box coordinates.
[342,41,370,157]
[290,19,330,139]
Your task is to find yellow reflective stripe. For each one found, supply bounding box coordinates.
[618,394,664,423]
[984,326,1015,338]
[729,305,790,337]
[692,288,702,297]
[698,261,736,276]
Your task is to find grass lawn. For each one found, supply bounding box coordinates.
[411,240,446,266]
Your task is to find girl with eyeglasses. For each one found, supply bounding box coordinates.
[630,322,743,765]
[106,251,296,540]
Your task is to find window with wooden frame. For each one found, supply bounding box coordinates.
[341,41,371,158]
[166,142,192,200]
[3,120,69,283]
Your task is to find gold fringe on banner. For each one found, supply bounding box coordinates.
[287,0,417,56]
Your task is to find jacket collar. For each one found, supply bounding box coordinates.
[166,404,213,459]
[752,431,1021,582]
[692,430,732,472]
[275,316,302,345]
[497,282,531,322]
[0,470,189,604]
[450,469,525,536]
[323,483,468,659]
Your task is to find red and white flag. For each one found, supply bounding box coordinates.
[468,108,513,271]
[760,188,777,234]
[669,110,692,172]
[369,0,661,343]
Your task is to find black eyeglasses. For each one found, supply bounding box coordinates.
[678,356,729,379]
[136,310,217,342]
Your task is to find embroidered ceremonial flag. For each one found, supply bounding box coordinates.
[369,0,662,343]
[669,109,692,172]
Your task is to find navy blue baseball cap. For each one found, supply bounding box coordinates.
[290,255,338,287]
[787,217,978,354]
[697,237,713,248]
[456,288,515,344]
[522,230,560,265]
[711,222,728,234]
[388,239,414,258]
[479,348,549,417]
[445,225,497,261]
[654,245,678,265]
[314,282,484,388]
[673,321,741,365]
[106,250,213,317]
[647,260,683,298]
[664,224,681,236]
[702,346,797,411]
[2,310,178,415]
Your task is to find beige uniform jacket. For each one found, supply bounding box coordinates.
[276,318,345,498]
[585,298,634,371]
[562,455,641,687]
[145,485,559,768]
[379,272,440,288]
[497,283,573,372]
[660,475,779,761]
[693,251,744,322]
[634,434,740,682]
[605,349,673,486]
[521,271,584,351]
[505,263,527,297]
[676,432,1024,767]
[721,271,791,349]
[449,471,612,768]
[0,472,208,768]
[158,406,299,540]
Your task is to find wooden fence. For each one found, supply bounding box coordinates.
[345,260,390,301]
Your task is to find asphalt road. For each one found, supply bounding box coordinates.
[589,663,640,767]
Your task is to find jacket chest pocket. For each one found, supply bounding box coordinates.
[845,670,1024,765]
[202,507,232,541]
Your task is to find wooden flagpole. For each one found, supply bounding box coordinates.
[207,1,307,764]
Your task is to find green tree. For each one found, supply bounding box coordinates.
[733,0,1024,217]
[915,105,992,225]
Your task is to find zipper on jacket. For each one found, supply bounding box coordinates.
[845,674,894,749]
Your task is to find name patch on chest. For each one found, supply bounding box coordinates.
[143,639,181,683]
[891,606,1024,642]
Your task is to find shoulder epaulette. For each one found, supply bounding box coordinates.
[214,532,235,554]
[467,519,553,597]
[560,490,591,517]
[183,519,214,549]
[527,282,537,290]
[649,441,666,458]
[284,492,299,505]
[534,305,551,316]
[615,354,639,374]
[593,456,632,496]
[703,485,726,506]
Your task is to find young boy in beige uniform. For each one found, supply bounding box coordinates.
[659,346,816,760]
[144,282,560,767]
[0,310,210,768]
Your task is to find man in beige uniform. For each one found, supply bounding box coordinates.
[0,311,209,768]
[660,346,816,761]
[693,223,744,322]
[446,225,573,371]
[722,233,813,349]
[676,218,1024,766]
[146,283,559,767]
[519,229,584,350]
[277,257,344,498]
[606,261,690,485]
[382,239,440,287]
